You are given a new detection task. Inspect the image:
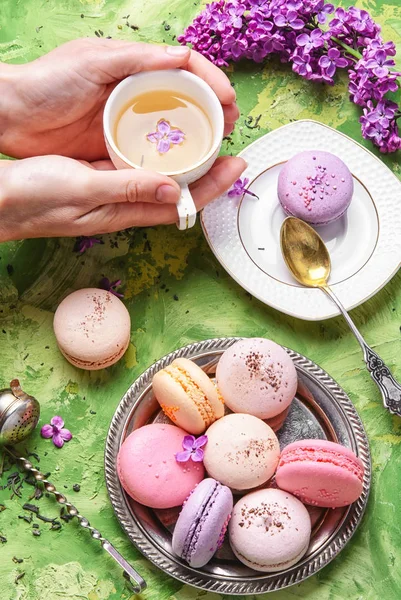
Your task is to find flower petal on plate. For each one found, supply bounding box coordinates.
[40,424,54,439]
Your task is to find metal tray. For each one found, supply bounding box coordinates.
[104,337,371,595]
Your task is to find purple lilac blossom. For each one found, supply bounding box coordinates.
[41,416,72,448]
[228,177,260,198]
[175,435,208,463]
[147,119,185,154]
[178,0,401,152]
[99,277,124,298]
[75,236,103,254]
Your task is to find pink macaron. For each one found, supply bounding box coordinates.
[117,424,204,509]
[275,439,365,508]
[229,488,311,572]
[216,338,297,427]
[277,150,354,226]
[53,288,130,370]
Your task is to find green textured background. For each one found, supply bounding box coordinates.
[0,1,401,599]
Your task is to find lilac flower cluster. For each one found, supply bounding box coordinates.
[178,1,401,153]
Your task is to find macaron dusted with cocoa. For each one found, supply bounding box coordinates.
[216,338,297,430]
[53,288,130,370]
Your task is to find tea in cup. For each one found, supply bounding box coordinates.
[103,69,225,229]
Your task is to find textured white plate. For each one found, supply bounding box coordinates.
[201,120,401,321]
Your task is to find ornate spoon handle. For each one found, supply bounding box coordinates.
[322,286,401,417]
[4,448,147,594]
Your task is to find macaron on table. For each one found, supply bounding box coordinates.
[106,337,370,594]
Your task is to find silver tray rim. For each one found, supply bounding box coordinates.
[104,337,371,595]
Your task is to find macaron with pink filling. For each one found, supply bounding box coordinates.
[229,488,311,572]
[277,150,353,225]
[117,424,204,509]
[275,439,365,508]
[216,338,297,428]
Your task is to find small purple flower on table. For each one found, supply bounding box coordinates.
[75,236,103,254]
[176,435,208,463]
[99,277,124,298]
[228,177,259,199]
[41,416,72,448]
[147,119,185,154]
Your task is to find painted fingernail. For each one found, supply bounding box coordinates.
[156,184,180,203]
[166,45,190,57]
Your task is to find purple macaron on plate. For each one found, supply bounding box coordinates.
[202,120,401,321]
[172,478,233,568]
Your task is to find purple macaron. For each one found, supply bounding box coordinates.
[277,150,354,225]
[172,478,233,568]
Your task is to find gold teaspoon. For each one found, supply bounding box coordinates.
[280,216,401,417]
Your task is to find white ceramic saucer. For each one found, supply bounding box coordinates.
[201,120,401,321]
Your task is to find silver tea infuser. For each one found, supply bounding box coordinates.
[0,379,40,445]
[0,379,146,594]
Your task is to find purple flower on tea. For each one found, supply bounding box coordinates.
[176,435,208,463]
[99,277,124,298]
[146,119,185,154]
[41,416,72,448]
[228,177,259,199]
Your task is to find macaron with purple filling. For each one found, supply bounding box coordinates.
[277,150,353,225]
[172,478,233,568]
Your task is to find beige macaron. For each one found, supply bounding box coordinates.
[53,288,131,370]
[152,358,224,434]
[203,413,280,491]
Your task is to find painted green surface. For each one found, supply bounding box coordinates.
[0,1,400,599]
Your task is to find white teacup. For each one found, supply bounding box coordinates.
[103,69,224,230]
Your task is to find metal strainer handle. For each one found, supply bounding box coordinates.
[4,448,147,594]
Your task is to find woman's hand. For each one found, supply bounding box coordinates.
[0,38,239,161]
[0,155,246,242]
